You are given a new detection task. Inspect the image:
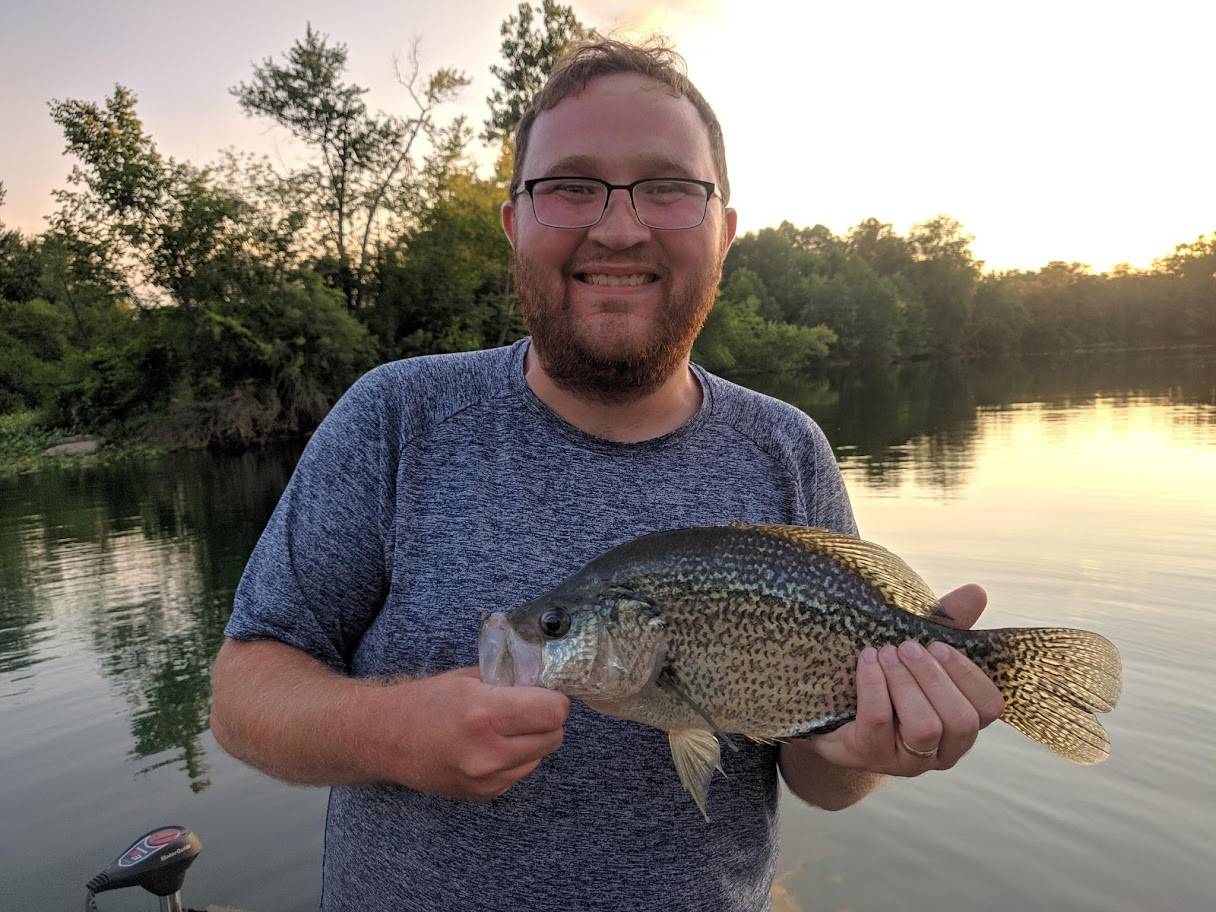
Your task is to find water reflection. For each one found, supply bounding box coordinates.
[0,446,301,791]
[762,348,1216,491]
[0,348,1214,800]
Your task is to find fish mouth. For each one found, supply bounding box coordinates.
[479,612,543,687]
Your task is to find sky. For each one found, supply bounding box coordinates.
[1,0,1212,272]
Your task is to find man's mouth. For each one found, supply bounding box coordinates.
[574,272,660,287]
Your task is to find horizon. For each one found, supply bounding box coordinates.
[1,0,1212,273]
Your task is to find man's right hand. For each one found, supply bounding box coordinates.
[384,666,570,801]
[210,639,568,801]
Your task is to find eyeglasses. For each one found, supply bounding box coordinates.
[515,177,719,230]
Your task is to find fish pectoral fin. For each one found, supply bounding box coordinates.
[657,669,739,752]
[669,728,723,820]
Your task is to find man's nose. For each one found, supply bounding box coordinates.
[587,187,651,248]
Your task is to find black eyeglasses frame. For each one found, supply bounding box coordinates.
[514,176,720,230]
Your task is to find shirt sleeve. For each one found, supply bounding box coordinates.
[224,366,402,672]
[802,419,859,538]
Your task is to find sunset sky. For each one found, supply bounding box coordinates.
[1,0,1212,272]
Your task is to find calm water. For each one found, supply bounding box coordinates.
[2,350,1214,911]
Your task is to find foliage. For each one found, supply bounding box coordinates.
[695,268,835,373]
[231,25,470,310]
[483,1,589,144]
[2,14,1215,459]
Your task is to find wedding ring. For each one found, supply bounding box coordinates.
[899,736,939,759]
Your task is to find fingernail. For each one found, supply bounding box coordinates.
[928,641,952,662]
[898,640,924,660]
[861,646,878,664]
[878,644,899,666]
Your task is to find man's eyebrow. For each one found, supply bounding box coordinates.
[538,155,698,178]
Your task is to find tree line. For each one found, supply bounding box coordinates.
[1,3,1213,447]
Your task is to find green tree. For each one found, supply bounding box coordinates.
[483,1,589,144]
[369,164,516,357]
[1155,232,1216,340]
[847,217,912,277]
[47,85,377,443]
[695,268,835,373]
[906,216,980,355]
[231,25,469,310]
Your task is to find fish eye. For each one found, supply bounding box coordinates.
[539,608,571,639]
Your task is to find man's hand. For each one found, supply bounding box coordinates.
[210,640,568,801]
[384,667,570,801]
[807,583,1005,775]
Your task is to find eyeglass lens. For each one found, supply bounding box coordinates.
[531,179,709,229]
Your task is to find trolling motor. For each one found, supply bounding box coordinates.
[85,826,202,912]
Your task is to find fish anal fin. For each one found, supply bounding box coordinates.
[669,728,723,820]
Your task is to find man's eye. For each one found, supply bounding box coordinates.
[552,182,599,196]
[640,182,695,202]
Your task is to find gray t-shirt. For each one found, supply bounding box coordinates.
[226,337,856,912]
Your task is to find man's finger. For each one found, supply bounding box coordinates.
[487,687,571,737]
[878,644,942,761]
[492,729,566,770]
[928,642,1005,727]
[808,648,891,770]
[853,646,895,758]
[897,641,978,768]
[935,583,987,630]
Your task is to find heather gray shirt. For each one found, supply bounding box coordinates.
[226,338,856,912]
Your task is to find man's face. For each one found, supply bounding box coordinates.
[502,72,737,401]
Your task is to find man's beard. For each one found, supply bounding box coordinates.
[514,249,722,403]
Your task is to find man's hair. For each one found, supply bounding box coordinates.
[511,37,731,205]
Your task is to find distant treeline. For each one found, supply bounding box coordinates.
[1,5,1213,447]
[700,219,1216,373]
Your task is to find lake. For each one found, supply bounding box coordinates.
[2,348,1213,911]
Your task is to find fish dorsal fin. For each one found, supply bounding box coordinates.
[739,524,946,619]
[668,729,722,820]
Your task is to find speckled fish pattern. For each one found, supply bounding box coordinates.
[577,524,1122,763]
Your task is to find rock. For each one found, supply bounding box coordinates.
[42,440,102,457]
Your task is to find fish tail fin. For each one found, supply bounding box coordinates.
[982,627,1122,764]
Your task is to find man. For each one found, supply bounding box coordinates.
[210,39,1003,912]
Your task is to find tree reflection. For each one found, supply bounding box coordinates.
[1,347,1214,795]
[747,347,1216,490]
[0,444,300,792]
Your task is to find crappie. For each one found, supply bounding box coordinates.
[478,524,1122,816]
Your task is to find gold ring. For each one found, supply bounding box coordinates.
[899,736,938,759]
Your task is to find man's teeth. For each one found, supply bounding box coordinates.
[581,273,656,287]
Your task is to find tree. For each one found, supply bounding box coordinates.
[46,85,377,443]
[483,1,589,144]
[231,25,469,310]
[906,216,981,355]
[847,218,911,277]
[369,164,516,357]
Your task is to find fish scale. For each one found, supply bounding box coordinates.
[479,523,1122,817]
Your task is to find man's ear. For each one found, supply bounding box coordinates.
[501,200,516,249]
[721,207,738,256]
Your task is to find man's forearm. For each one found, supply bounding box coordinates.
[210,638,395,786]
[778,740,886,811]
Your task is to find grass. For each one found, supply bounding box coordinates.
[0,411,169,478]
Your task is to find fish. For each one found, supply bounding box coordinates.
[478,523,1122,817]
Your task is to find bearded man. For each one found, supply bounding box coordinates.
[211,38,1002,912]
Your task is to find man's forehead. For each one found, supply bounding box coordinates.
[523,72,714,180]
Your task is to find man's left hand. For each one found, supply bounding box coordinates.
[806,583,1005,776]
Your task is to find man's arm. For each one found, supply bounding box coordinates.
[210,638,570,800]
[778,584,1005,810]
